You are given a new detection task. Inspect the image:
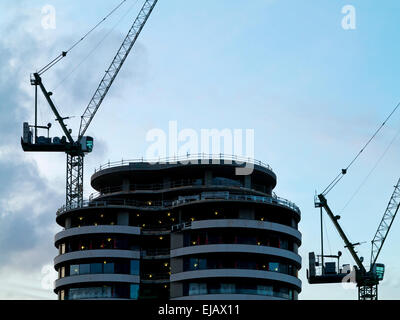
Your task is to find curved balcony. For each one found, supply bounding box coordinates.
[94,154,274,174]
[170,244,301,266]
[170,269,302,291]
[55,225,141,245]
[55,274,140,290]
[54,249,140,268]
[182,219,301,243]
[88,180,274,201]
[57,191,300,217]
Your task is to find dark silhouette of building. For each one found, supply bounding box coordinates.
[54,156,301,300]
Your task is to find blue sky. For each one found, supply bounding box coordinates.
[1,0,400,299]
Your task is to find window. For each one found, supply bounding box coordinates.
[199,283,207,294]
[69,287,112,300]
[80,264,90,275]
[280,287,290,299]
[257,285,273,296]
[220,283,235,294]
[189,258,199,270]
[189,283,200,296]
[280,264,288,274]
[70,265,79,276]
[280,239,289,250]
[130,284,139,299]
[104,262,114,274]
[199,258,207,269]
[130,260,140,275]
[90,263,103,274]
[269,262,279,272]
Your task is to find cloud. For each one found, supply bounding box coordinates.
[0,1,150,299]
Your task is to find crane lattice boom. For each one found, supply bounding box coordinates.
[370,177,400,267]
[78,0,158,140]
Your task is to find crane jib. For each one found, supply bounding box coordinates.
[78,0,159,141]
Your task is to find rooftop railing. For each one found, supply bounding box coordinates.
[94,153,274,173]
[58,191,300,216]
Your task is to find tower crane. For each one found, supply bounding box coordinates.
[307,144,399,300]
[21,0,159,208]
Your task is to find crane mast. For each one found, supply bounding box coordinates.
[21,0,159,209]
[68,0,158,208]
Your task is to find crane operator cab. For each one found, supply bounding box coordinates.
[371,263,385,281]
[307,251,385,285]
[21,122,93,154]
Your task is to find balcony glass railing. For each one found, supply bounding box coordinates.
[94,154,274,173]
[58,191,300,216]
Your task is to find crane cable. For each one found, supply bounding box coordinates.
[339,122,400,215]
[321,101,400,196]
[37,0,127,76]
[52,0,140,92]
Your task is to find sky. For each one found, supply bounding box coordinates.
[1,0,400,300]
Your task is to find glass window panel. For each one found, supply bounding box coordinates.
[90,263,103,274]
[80,264,90,275]
[104,262,115,274]
[189,283,199,296]
[280,287,290,299]
[199,259,207,269]
[280,239,289,250]
[190,258,199,270]
[69,287,111,300]
[130,260,140,275]
[199,283,207,294]
[208,283,219,294]
[280,264,288,274]
[220,283,235,294]
[257,285,273,296]
[269,262,279,272]
[70,265,79,276]
[130,284,139,299]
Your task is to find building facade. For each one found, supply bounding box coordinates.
[54,156,302,300]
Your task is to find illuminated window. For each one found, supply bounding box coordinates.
[269,262,279,272]
[70,265,79,276]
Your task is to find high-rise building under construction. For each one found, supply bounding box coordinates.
[54,156,302,300]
